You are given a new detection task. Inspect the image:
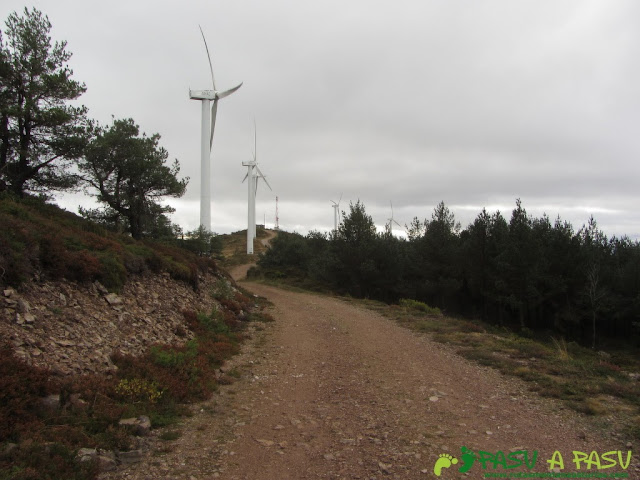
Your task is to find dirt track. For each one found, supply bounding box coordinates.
[104,266,637,479]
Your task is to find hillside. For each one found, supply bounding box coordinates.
[0,195,271,479]
[0,196,214,291]
[218,227,274,266]
[0,196,228,373]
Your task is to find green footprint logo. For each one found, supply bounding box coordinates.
[458,446,476,473]
[433,453,458,476]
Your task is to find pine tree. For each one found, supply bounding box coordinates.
[0,8,89,196]
[79,118,187,239]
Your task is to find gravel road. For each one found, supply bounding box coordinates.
[103,268,637,479]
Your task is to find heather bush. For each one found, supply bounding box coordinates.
[1,442,97,480]
[97,252,127,292]
[0,284,267,479]
[0,344,51,442]
[0,196,215,291]
[111,308,247,402]
[150,341,198,369]
[234,291,253,305]
[113,338,220,403]
[220,298,242,314]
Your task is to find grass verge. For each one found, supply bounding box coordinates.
[377,299,640,440]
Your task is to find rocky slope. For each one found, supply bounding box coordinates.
[1,271,235,377]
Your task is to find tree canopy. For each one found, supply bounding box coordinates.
[257,200,640,348]
[0,7,89,196]
[79,118,188,239]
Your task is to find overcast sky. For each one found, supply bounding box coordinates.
[2,1,639,239]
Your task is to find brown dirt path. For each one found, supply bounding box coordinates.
[224,229,277,281]
[215,283,631,479]
[103,265,638,479]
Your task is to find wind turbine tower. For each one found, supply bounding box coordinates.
[190,26,242,231]
[242,161,256,254]
[331,193,342,234]
[242,123,272,254]
[387,200,401,235]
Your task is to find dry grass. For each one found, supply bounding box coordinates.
[219,228,274,266]
[582,397,609,416]
[359,298,640,440]
[551,336,572,360]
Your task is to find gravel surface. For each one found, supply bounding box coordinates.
[102,268,638,480]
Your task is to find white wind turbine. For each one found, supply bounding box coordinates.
[190,26,242,232]
[242,123,272,254]
[387,200,401,235]
[331,193,342,234]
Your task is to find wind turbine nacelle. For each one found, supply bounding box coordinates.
[189,89,217,100]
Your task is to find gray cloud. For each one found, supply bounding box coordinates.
[3,0,639,239]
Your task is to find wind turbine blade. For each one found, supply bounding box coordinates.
[393,220,401,227]
[241,172,248,183]
[253,119,257,161]
[217,82,243,99]
[255,165,272,191]
[338,193,343,205]
[210,100,218,148]
[198,25,216,91]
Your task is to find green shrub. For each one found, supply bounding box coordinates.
[115,378,164,404]
[399,298,442,316]
[196,311,230,335]
[150,341,198,369]
[97,253,127,292]
[212,278,234,300]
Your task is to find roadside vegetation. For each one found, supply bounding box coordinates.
[0,296,271,480]
[375,298,640,439]
[0,195,215,292]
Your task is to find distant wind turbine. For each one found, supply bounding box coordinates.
[331,193,343,234]
[242,123,272,254]
[387,200,401,235]
[190,25,242,232]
